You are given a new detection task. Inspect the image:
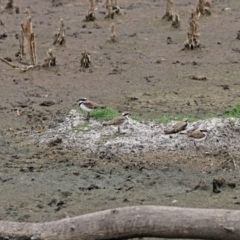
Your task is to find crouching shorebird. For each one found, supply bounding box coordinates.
[103,112,130,133]
[164,119,188,134]
[182,129,208,149]
[77,98,106,121]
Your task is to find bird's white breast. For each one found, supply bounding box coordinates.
[80,104,92,112]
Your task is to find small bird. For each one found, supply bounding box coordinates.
[103,112,130,133]
[182,129,208,149]
[164,119,188,134]
[77,98,105,121]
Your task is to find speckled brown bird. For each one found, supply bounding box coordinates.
[103,112,130,133]
[164,119,188,134]
[182,129,208,148]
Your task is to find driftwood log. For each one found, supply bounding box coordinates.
[0,206,240,239]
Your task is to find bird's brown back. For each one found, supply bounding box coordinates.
[187,130,205,139]
[84,100,106,109]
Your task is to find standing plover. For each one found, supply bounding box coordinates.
[103,112,130,133]
[164,119,188,134]
[183,129,208,149]
[77,98,105,121]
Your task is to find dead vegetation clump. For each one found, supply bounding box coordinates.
[104,0,121,19]
[183,10,201,50]
[19,8,37,66]
[42,48,56,67]
[81,51,91,68]
[0,8,57,71]
[5,0,13,9]
[85,0,97,22]
[196,0,211,16]
[237,31,240,40]
[107,23,117,42]
[104,0,114,19]
[162,0,180,28]
[53,18,66,46]
[171,11,180,28]
[111,0,121,15]
[4,0,19,14]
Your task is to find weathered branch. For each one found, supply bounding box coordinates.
[0,206,240,240]
[0,56,19,68]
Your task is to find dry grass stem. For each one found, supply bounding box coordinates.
[42,48,56,67]
[183,9,201,50]
[81,51,91,68]
[53,18,66,46]
[85,0,97,22]
[196,0,211,16]
[107,23,117,42]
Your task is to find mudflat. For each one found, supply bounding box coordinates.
[0,0,240,237]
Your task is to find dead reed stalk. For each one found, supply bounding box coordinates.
[81,51,91,68]
[162,0,174,21]
[107,22,117,42]
[53,18,66,46]
[183,9,201,50]
[196,0,211,16]
[85,0,97,22]
[104,0,114,19]
[1,9,58,71]
[162,0,180,28]
[105,0,120,19]
[20,8,37,65]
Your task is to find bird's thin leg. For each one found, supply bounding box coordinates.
[194,141,199,150]
[117,126,120,133]
[86,112,90,121]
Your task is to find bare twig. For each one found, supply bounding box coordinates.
[0,56,19,68]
